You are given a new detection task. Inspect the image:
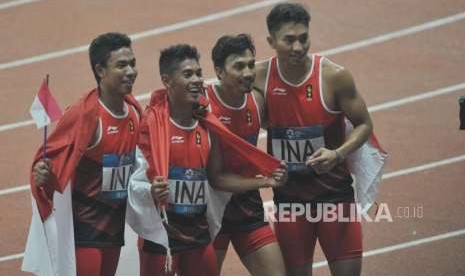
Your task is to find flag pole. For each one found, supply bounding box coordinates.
[43,74,49,159]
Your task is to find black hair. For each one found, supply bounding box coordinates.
[211,33,255,68]
[266,3,310,35]
[89,32,132,84]
[159,44,200,76]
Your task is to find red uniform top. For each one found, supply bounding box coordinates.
[143,118,212,253]
[73,100,139,247]
[265,55,354,203]
[206,84,266,232]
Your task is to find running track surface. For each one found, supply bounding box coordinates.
[1,0,465,275]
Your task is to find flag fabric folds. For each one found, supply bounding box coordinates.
[345,119,388,212]
[29,77,62,129]
[23,89,141,276]
[126,89,281,253]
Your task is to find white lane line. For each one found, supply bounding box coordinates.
[319,11,465,56]
[2,8,464,70]
[0,0,41,10]
[0,253,23,263]
[382,155,465,180]
[4,153,465,199]
[0,0,282,70]
[2,81,465,133]
[2,9,465,130]
[312,228,465,269]
[0,184,29,196]
[261,153,465,207]
[0,119,35,132]
[368,82,465,112]
[252,81,465,140]
[3,228,465,265]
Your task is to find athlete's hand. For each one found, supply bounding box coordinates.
[306,148,341,174]
[150,176,169,206]
[33,159,52,187]
[257,161,288,188]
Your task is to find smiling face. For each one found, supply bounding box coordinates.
[96,47,137,96]
[163,58,204,106]
[217,49,256,94]
[268,22,310,66]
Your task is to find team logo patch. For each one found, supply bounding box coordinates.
[195,131,201,145]
[246,109,252,125]
[129,119,135,133]
[306,84,313,101]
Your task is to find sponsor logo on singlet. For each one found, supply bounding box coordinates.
[101,151,135,199]
[270,126,325,171]
[272,87,288,95]
[171,136,185,144]
[168,167,208,215]
[219,116,232,125]
[107,126,119,135]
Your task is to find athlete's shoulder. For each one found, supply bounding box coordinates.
[253,59,272,96]
[256,59,271,72]
[321,57,355,93]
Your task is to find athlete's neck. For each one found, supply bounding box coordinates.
[215,83,245,108]
[98,87,126,115]
[278,55,312,85]
[168,98,196,127]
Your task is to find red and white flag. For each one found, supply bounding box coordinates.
[29,77,62,129]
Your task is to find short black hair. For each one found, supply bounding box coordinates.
[89,32,132,84]
[266,3,311,35]
[211,33,256,69]
[159,44,200,76]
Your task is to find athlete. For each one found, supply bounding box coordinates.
[207,34,285,276]
[129,44,287,276]
[31,32,141,276]
[253,3,374,276]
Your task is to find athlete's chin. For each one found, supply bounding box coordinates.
[241,86,252,94]
[287,57,305,65]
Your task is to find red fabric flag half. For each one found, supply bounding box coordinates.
[29,77,62,129]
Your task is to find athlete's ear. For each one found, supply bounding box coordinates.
[161,74,171,88]
[95,63,106,81]
[214,66,224,81]
[266,35,275,49]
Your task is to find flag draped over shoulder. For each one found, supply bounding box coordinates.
[29,77,62,129]
[22,89,142,276]
[126,89,281,250]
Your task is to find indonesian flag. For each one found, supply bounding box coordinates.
[29,77,62,129]
[23,77,74,276]
[22,185,76,276]
[126,90,281,260]
[345,119,388,212]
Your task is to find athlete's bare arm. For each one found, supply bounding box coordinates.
[207,133,287,192]
[252,60,270,96]
[252,89,268,129]
[307,59,373,174]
